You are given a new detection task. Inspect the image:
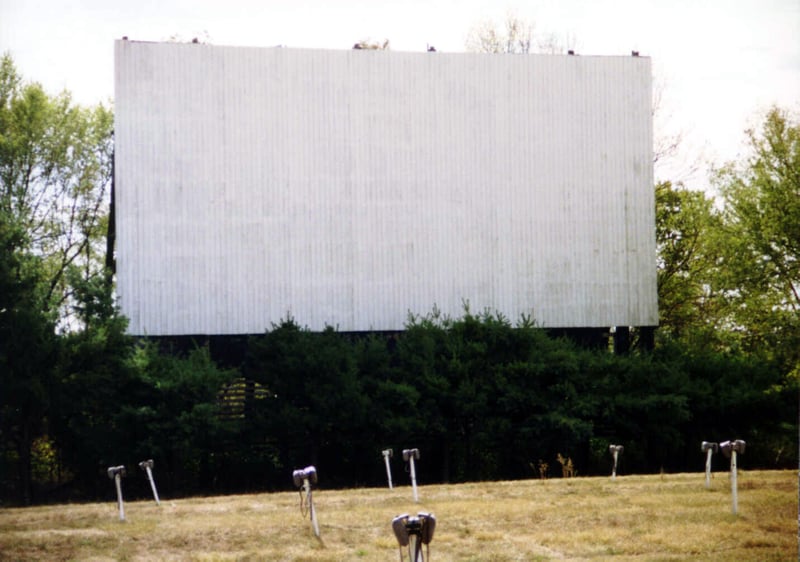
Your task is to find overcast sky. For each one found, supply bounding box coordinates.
[1,0,798,191]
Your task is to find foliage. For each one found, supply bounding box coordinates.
[52,291,240,499]
[0,53,114,325]
[0,206,58,504]
[656,107,800,379]
[244,320,374,487]
[49,273,140,498]
[712,107,800,371]
[10,304,790,503]
[0,52,114,504]
[126,342,238,494]
[655,181,723,344]
[392,309,567,482]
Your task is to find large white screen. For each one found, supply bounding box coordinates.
[115,41,657,335]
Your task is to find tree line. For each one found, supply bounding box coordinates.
[2,308,796,505]
[1,53,798,505]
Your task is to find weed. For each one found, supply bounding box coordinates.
[556,453,576,478]
[531,459,549,479]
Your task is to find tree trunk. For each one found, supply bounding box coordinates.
[104,151,116,280]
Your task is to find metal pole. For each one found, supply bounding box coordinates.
[114,474,125,521]
[409,456,419,503]
[305,479,320,537]
[612,450,619,480]
[145,466,161,505]
[409,532,422,562]
[383,450,393,489]
[731,449,738,515]
[705,448,713,489]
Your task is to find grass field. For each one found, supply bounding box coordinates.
[1,470,796,561]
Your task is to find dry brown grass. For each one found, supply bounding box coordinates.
[0,470,795,561]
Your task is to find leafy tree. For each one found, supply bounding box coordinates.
[245,320,371,487]
[392,312,457,482]
[490,327,596,478]
[0,53,113,504]
[711,107,799,370]
[354,333,421,482]
[676,346,795,469]
[395,309,595,482]
[0,53,114,326]
[50,263,240,499]
[50,270,240,499]
[655,181,724,344]
[43,268,158,501]
[588,352,691,472]
[0,211,58,504]
[126,343,237,495]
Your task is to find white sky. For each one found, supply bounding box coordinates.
[1,0,798,191]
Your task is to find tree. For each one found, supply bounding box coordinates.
[0,211,58,504]
[50,275,140,498]
[712,107,800,369]
[0,53,114,327]
[656,107,800,367]
[655,181,724,344]
[123,342,237,495]
[394,309,598,482]
[0,53,113,503]
[465,14,573,54]
[245,321,372,487]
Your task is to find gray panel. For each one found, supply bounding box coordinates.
[115,41,656,335]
